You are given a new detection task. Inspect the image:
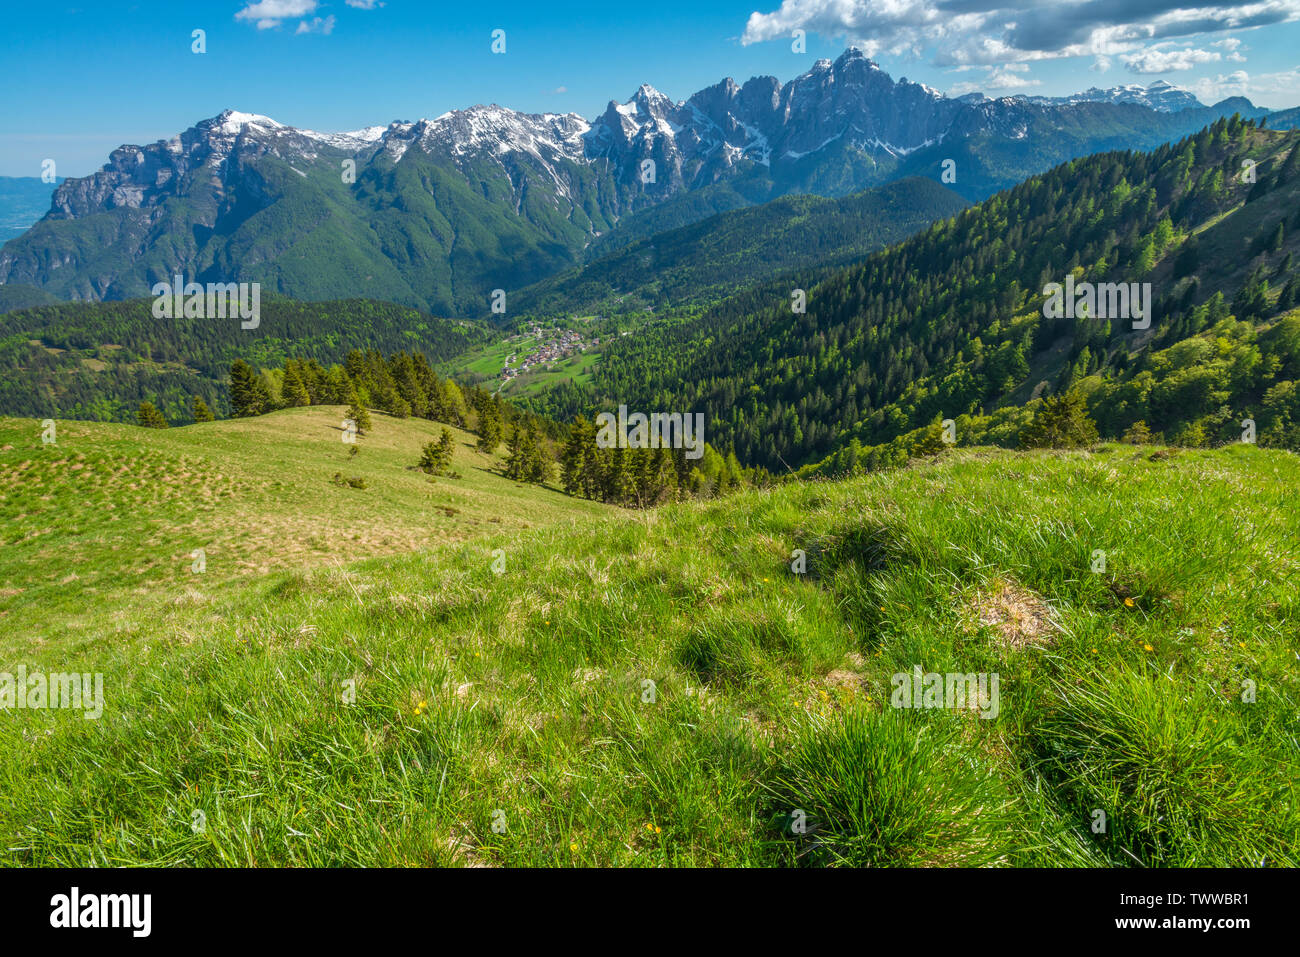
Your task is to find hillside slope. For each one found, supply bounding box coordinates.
[0,407,616,647]
[1,443,1295,866]
[0,298,486,422]
[511,177,969,317]
[548,118,1300,471]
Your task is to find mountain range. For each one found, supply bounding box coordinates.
[521,116,1300,470]
[1022,80,1204,113]
[0,49,1280,316]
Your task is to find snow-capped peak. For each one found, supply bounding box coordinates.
[213,110,285,135]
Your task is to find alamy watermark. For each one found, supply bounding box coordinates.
[890,666,999,719]
[151,276,260,329]
[1,666,104,719]
[1043,275,1151,330]
[50,887,150,937]
[595,405,705,460]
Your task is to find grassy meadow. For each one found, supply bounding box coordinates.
[0,414,1297,866]
[0,407,612,649]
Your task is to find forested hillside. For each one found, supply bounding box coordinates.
[512,177,967,316]
[524,117,1300,472]
[0,298,485,423]
[8,118,1300,482]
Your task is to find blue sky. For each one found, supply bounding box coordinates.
[3,0,1300,177]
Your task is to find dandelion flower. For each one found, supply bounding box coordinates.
[1124,598,1135,608]
[569,842,578,852]
[1143,643,1154,652]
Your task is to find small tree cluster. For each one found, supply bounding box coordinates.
[137,401,168,429]
[504,423,550,483]
[227,350,472,427]
[418,429,456,475]
[1019,388,1100,449]
[474,393,504,453]
[558,416,753,507]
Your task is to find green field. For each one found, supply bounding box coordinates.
[455,336,538,379]
[0,407,614,650]
[448,329,603,398]
[2,418,1295,866]
[497,349,601,397]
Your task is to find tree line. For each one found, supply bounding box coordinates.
[220,349,765,508]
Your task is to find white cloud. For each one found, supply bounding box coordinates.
[345,0,385,8]
[1187,69,1251,102]
[1123,46,1222,74]
[950,64,1042,96]
[1246,66,1300,99]
[1213,38,1249,62]
[295,15,336,34]
[740,0,1300,70]
[236,0,319,29]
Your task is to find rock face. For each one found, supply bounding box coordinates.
[580,50,1028,194]
[0,50,1269,312]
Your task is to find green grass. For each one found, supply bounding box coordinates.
[0,407,613,649]
[1,434,1297,866]
[447,331,602,398]
[497,349,601,397]
[454,336,538,378]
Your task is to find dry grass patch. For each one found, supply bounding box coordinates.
[967,578,1060,650]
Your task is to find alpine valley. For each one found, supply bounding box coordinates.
[4,27,1300,878]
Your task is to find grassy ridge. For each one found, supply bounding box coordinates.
[1,425,1295,866]
[0,408,613,649]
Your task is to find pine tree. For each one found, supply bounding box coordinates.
[418,428,455,475]
[1122,420,1154,444]
[229,359,270,417]
[325,367,352,405]
[1278,277,1300,313]
[192,395,214,422]
[561,416,594,495]
[476,398,503,453]
[504,423,549,483]
[283,362,310,407]
[346,385,372,435]
[1020,389,1100,449]
[137,401,168,429]
[602,446,633,503]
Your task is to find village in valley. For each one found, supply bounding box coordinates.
[437,315,621,398]
[500,322,599,381]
